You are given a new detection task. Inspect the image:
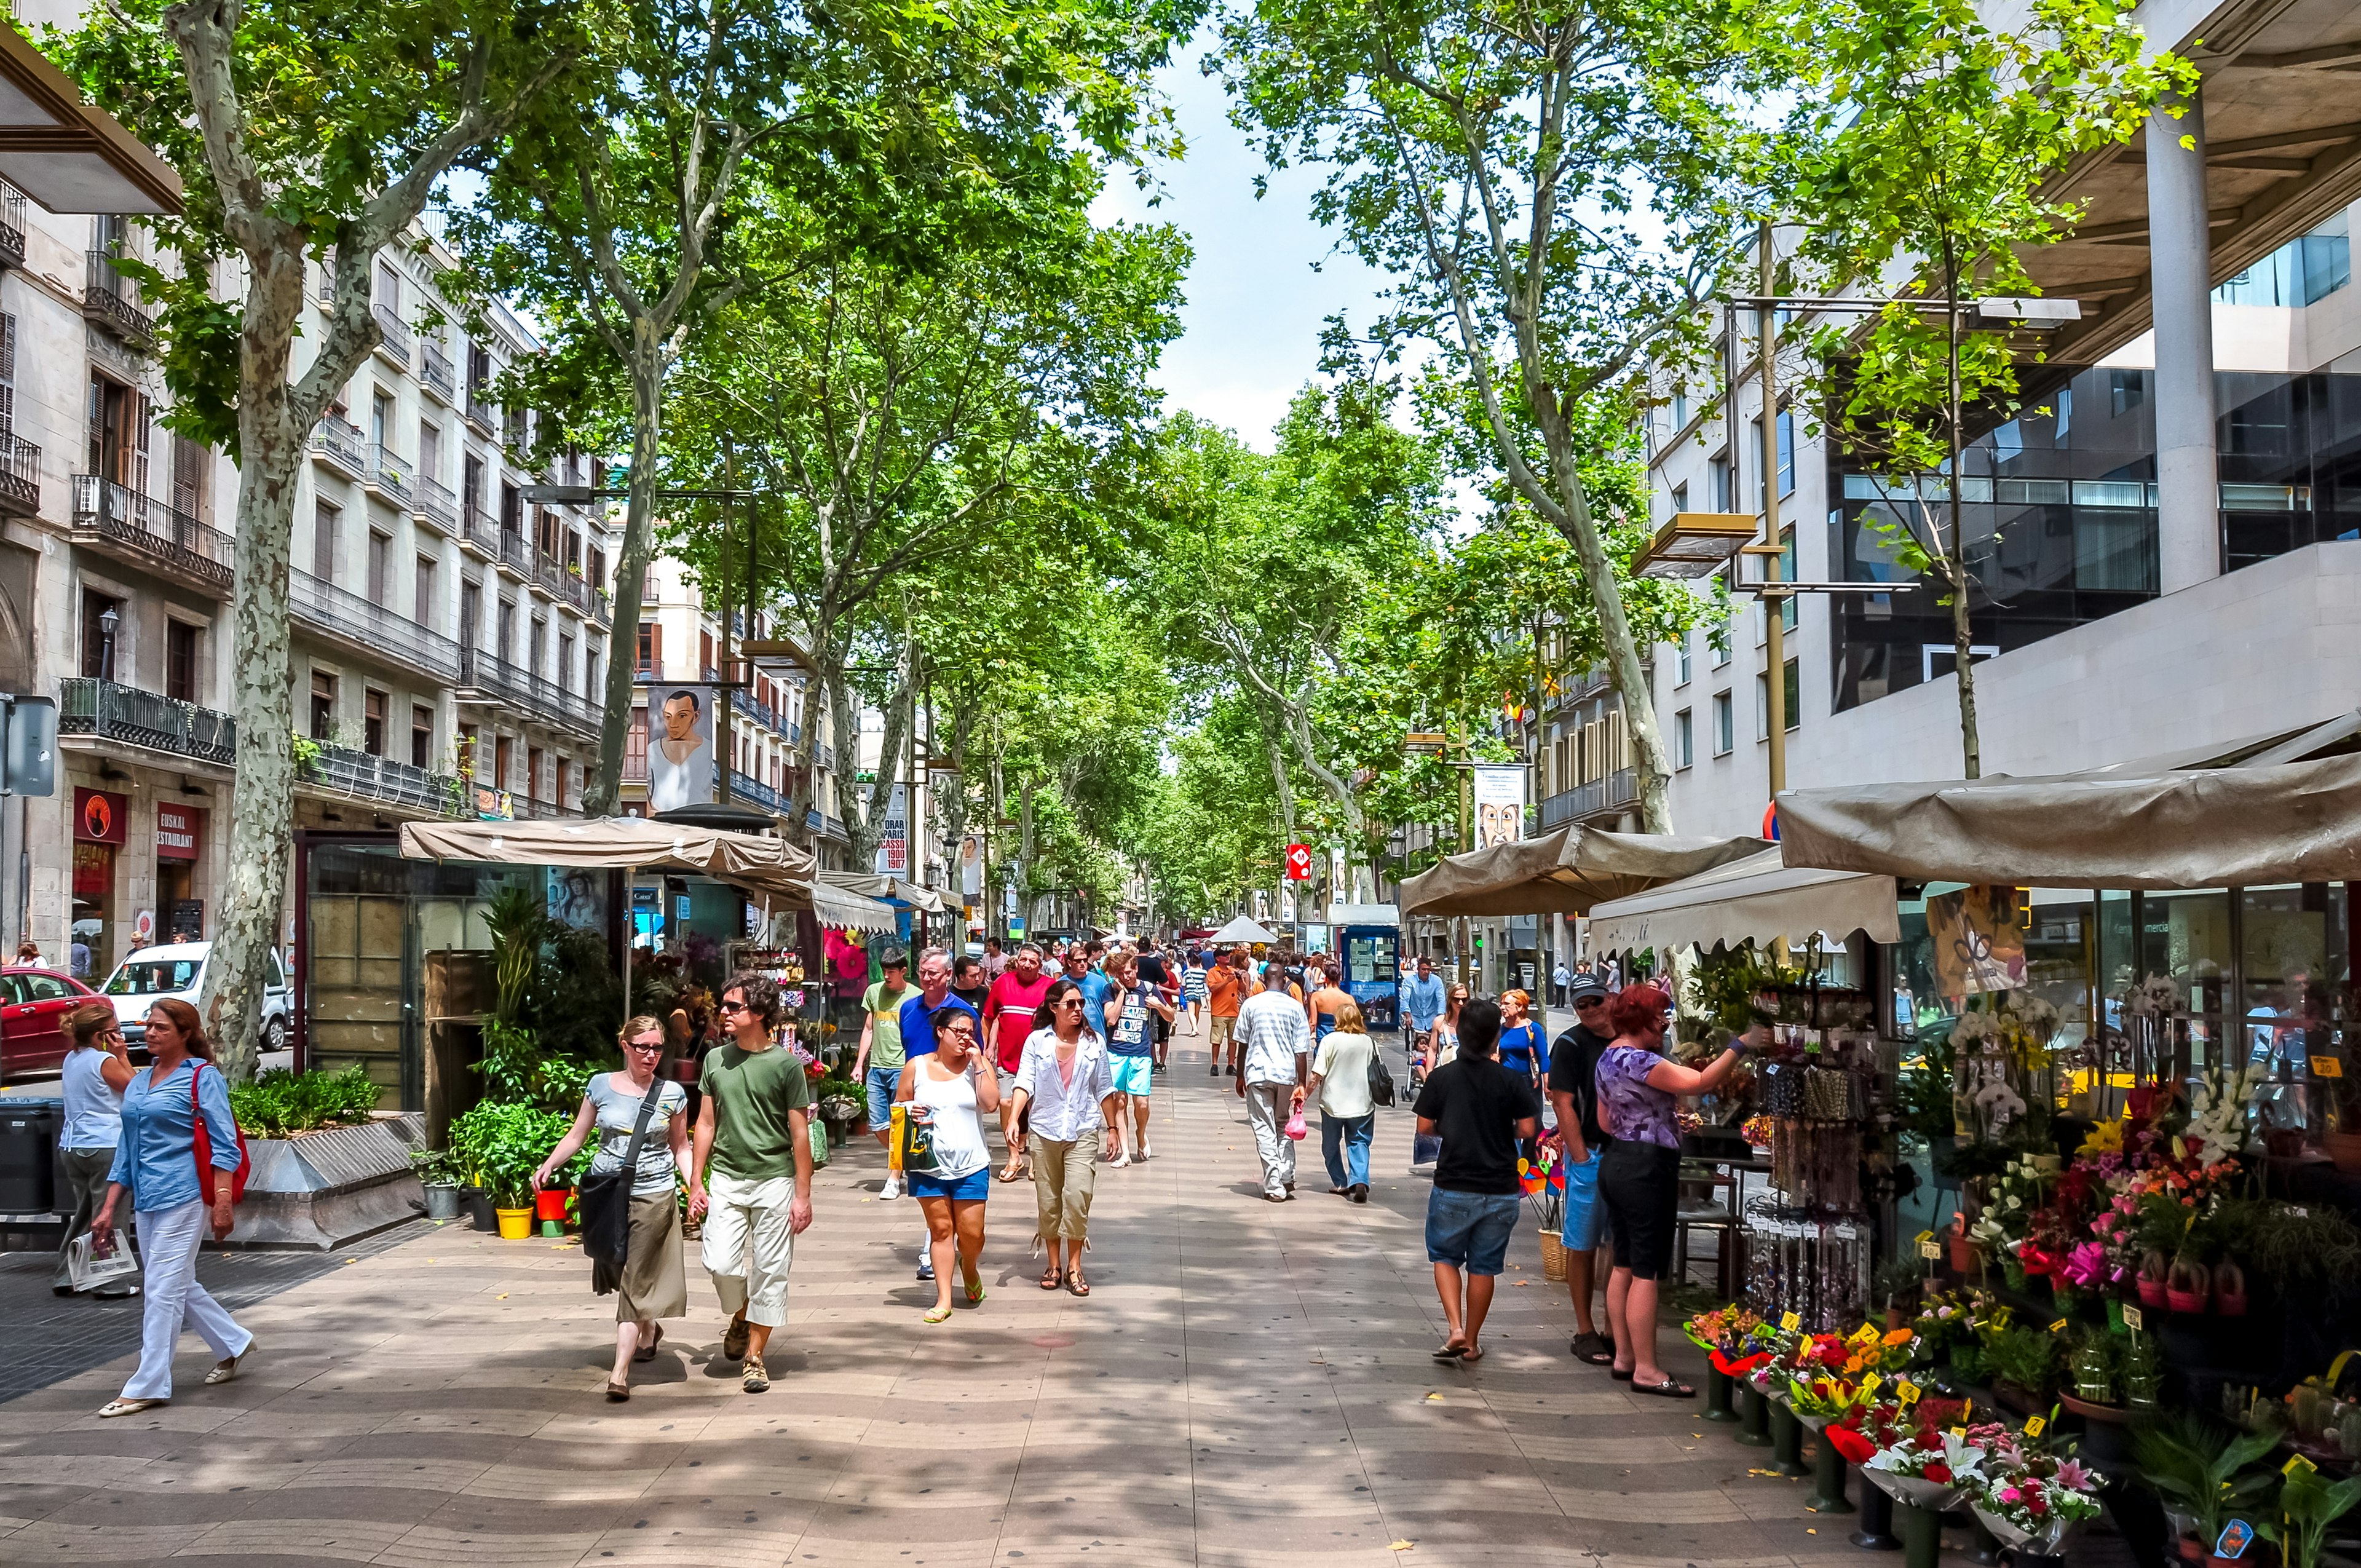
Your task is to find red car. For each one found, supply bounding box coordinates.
[0,966,100,1080]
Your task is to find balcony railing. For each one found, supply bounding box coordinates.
[310,418,365,476]
[457,646,601,736]
[82,251,154,345]
[416,474,458,533]
[0,429,37,517]
[370,303,411,367]
[459,499,494,553]
[71,476,234,591]
[315,246,336,304]
[497,528,532,577]
[368,443,413,506]
[1538,767,1638,830]
[304,742,462,816]
[0,184,24,271]
[732,688,799,743]
[730,769,785,812]
[419,341,456,403]
[465,387,497,434]
[60,677,237,765]
[291,567,462,681]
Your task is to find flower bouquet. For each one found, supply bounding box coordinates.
[1683,1303,1758,1355]
[1864,1419,1990,1508]
[1971,1452,2104,1553]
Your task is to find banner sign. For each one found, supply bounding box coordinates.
[1472,765,1526,849]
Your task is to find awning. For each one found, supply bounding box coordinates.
[1399,827,1772,917]
[0,28,181,214]
[1584,849,1900,954]
[808,881,900,935]
[1775,751,2361,890]
[398,816,813,901]
[824,873,944,914]
[1209,914,1278,944]
[1325,904,1401,926]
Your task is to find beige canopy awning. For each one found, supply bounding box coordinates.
[0,28,181,214]
[824,873,944,914]
[1775,751,2361,890]
[1584,849,1901,955]
[807,881,900,935]
[398,816,815,901]
[1399,826,1772,917]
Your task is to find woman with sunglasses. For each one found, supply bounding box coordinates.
[1007,978,1118,1294]
[536,1015,692,1400]
[1423,984,1470,1079]
[896,1004,1002,1322]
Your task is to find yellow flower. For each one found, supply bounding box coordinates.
[2076,1120,2125,1160]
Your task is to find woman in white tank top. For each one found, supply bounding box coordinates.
[895,1005,1002,1323]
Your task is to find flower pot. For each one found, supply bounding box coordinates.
[1704,1368,1739,1423]
[2175,1537,2205,1563]
[2165,1288,2209,1315]
[1896,1500,1944,1568]
[1950,1235,1980,1273]
[1770,1399,1811,1476]
[1851,1481,1902,1551]
[2327,1130,2361,1174]
[1735,1384,1774,1447]
[464,1187,497,1232]
[1806,1430,1855,1515]
[2216,1289,2248,1318]
[495,1206,534,1240]
[534,1187,570,1224]
[2137,1277,2169,1310]
[422,1182,461,1222]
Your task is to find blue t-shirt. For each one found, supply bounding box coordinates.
[1107,981,1158,1058]
[1498,1021,1548,1079]
[899,991,980,1058]
[1079,968,1113,1041]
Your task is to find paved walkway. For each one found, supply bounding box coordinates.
[0,1022,1847,1568]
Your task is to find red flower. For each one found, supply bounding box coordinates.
[1922,1463,1953,1485]
[1714,1350,1771,1377]
[2027,1495,2049,1518]
[1828,1427,1878,1463]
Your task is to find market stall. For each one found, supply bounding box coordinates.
[1398,824,1770,916]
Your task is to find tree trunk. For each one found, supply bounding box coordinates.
[1943,251,1982,780]
[202,249,308,1080]
[831,643,914,869]
[586,330,663,815]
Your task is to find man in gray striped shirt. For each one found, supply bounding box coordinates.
[1234,964,1311,1201]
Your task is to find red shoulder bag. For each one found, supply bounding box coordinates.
[188,1061,251,1203]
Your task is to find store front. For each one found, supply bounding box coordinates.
[71,786,124,980]
[155,801,208,942]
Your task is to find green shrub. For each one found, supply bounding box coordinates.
[229,1065,381,1137]
[446,1099,582,1206]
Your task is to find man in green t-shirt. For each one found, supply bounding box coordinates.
[853,948,914,1198]
[687,970,813,1394]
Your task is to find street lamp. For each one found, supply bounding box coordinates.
[98,605,117,683]
[1631,512,1759,579]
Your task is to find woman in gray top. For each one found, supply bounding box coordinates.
[537,1014,692,1400]
[55,1001,136,1297]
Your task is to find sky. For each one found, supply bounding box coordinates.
[1090,49,1392,451]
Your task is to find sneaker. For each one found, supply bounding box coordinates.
[880,1173,902,1200]
[721,1315,750,1361]
[1208,1061,1220,1076]
[917,1254,935,1281]
[1136,1141,1152,1162]
[742,1354,770,1394]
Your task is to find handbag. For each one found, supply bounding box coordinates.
[579,1081,664,1289]
[899,1104,941,1173]
[1367,1042,1396,1109]
[188,1061,250,1203]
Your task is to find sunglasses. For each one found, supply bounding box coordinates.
[718,999,748,1014]
[1056,997,1085,1008]
[1575,997,1606,1007]
[627,1039,665,1053]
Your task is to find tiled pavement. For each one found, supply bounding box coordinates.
[0,1021,1865,1568]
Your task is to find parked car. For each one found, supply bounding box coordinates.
[0,966,100,1080]
[102,941,291,1053]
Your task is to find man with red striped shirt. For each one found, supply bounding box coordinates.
[983,943,1053,1181]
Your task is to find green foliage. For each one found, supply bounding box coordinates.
[2133,1416,2281,1544]
[1982,1323,2061,1398]
[447,1099,577,1207]
[481,882,546,1024]
[2269,1468,2361,1568]
[227,1066,380,1138]
[531,925,625,1063]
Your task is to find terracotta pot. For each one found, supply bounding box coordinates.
[2327,1131,2361,1175]
[2137,1277,2169,1309]
[1950,1235,1980,1273]
[2217,1291,2248,1318]
[2175,1537,2205,1564]
[2166,1288,2209,1315]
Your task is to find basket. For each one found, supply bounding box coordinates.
[1540,1227,1568,1281]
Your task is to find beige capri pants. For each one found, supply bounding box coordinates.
[1029,1129,1101,1241]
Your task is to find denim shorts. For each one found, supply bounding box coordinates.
[865,1066,901,1130]
[1424,1187,1523,1276]
[907,1167,991,1202]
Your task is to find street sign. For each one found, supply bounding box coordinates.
[0,695,56,796]
[1283,843,1311,881]
[1403,732,1446,754]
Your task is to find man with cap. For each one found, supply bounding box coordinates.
[1548,973,1616,1364]
[853,948,916,1199]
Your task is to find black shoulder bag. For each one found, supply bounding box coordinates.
[577,1082,665,1295]
[1367,1037,1397,1109]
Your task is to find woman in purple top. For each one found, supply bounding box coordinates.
[1592,983,1748,1398]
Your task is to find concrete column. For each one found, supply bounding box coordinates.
[2147,92,2220,595]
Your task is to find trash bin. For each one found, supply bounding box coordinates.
[0,1098,60,1213]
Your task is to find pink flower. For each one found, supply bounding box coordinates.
[2054,1459,2094,1492]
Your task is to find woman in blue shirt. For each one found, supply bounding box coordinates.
[89,997,253,1417]
[1496,990,1548,1088]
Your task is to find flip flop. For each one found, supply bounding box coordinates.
[964,1281,986,1305]
[1631,1376,1696,1399]
[1458,1348,1484,1364]
[923,1305,954,1324]
[1610,1367,1635,1381]
[1570,1332,1615,1366]
[1432,1342,1469,1361]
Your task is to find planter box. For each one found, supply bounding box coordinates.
[228,1112,427,1249]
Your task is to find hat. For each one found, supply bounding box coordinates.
[879,946,910,968]
[1569,975,1609,1002]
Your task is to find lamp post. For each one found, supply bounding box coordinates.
[98,604,118,683]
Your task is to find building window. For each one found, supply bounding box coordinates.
[1670,481,1688,515]
[457,721,478,778]
[310,670,336,741]
[627,704,648,779]
[494,733,513,790]
[461,579,482,649]
[411,704,433,769]
[165,620,196,702]
[637,622,658,678]
[1712,691,1733,756]
[1672,390,1688,430]
[421,421,441,484]
[463,453,484,525]
[1674,708,1693,770]
[1709,454,1731,512]
[1779,526,1798,630]
[499,480,520,537]
[527,745,544,802]
[1675,633,1691,687]
[312,499,341,582]
[558,632,574,694]
[80,589,122,681]
[367,529,392,604]
[497,598,515,663]
[529,616,545,678]
[363,688,387,756]
[585,636,601,698]
[700,629,714,679]
[1755,659,1802,738]
[1712,612,1731,668]
[415,555,437,629]
[555,758,571,809]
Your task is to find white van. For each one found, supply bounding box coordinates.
[103,940,292,1053]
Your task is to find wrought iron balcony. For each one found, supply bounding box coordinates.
[456,645,601,737]
[370,303,411,368]
[309,418,365,477]
[82,251,154,346]
[302,741,464,817]
[730,769,785,812]
[459,499,495,556]
[1538,767,1638,830]
[291,567,462,682]
[464,387,497,434]
[0,429,37,517]
[419,341,456,403]
[0,184,24,271]
[367,443,413,507]
[496,527,532,579]
[71,477,233,592]
[416,474,458,533]
[60,676,237,765]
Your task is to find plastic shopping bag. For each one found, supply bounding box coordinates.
[66,1230,139,1293]
[1283,1105,1308,1141]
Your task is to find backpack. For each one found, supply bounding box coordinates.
[189,1061,251,1203]
[1367,1039,1396,1109]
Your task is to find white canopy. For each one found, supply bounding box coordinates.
[808,881,900,935]
[824,873,944,914]
[399,816,812,900]
[1209,914,1278,944]
[1583,849,1900,956]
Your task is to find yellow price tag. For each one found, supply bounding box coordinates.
[1919,1240,1943,1260]
[2049,1319,2069,1334]
[1915,1229,1935,1245]
[2024,1416,2047,1438]
[2311,1055,2344,1079]
[2286,1454,2319,1476]
[1897,1380,1922,1405]
[1850,1324,1882,1347]
[1963,1399,1974,1420]
[1949,1427,1966,1439]
[1862,1373,1883,1398]
[1782,1310,1802,1332]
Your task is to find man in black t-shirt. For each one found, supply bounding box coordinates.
[1136,946,1174,1073]
[1411,998,1538,1363]
[1548,976,1616,1364]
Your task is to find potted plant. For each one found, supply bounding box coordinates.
[411,1148,464,1223]
[2262,1465,2361,1568]
[2134,1415,2279,1565]
[1985,1324,2061,1411]
[2166,1256,2212,1315]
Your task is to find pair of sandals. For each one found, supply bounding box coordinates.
[923,1280,987,1323]
[997,1160,1030,1183]
[1432,1340,1485,1364]
[1572,1331,1695,1396]
[1038,1264,1091,1296]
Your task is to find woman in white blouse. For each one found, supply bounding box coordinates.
[1007,978,1120,1296]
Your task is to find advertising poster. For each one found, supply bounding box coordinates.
[646,684,717,811]
[960,833,984,895]
[1472,764,1527,849]
[1928,884,2030,997]
[548,866,607,932]
[874,783,908,875]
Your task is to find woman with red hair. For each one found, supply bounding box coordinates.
[1593,982,1749,1397]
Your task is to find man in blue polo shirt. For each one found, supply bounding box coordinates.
[895,948,980,1281]
[1077,940,1113,1042]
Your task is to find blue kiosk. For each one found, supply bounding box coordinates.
[1325,903,1404,1031]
